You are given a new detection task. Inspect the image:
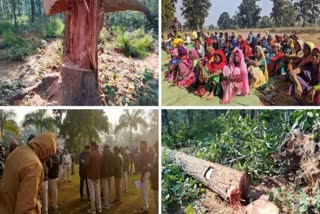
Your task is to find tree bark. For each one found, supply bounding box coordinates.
[30,0,35,23]
[165,148,249,202]
[11,0,17,27]
[60,0,104,105]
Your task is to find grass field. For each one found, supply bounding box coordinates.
[54,165,157,214]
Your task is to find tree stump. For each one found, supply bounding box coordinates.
[43,0,154,105]
[165,148,249,202]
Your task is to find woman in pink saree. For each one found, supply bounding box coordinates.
[220,48,250,104]
[175,47,195,88]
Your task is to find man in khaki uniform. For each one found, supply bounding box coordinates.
[0,133,57,214]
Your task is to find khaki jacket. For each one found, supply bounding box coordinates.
[0,133,57,214]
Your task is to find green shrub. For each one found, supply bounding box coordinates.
[45,18,64,37]
[99,27,109,45]
[17,15,29,26]
[3,30,27,48]
[116,27,154,58]
[0,21,14,35]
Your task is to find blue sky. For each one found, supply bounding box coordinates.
[175,0,273,26]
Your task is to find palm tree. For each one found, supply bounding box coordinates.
[115,110,148,147]
[0,110,19,142]
[23,110,56,133]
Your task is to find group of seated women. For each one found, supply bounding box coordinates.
[164,31,320,105]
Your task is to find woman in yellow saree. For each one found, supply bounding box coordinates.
[247,46,268,88]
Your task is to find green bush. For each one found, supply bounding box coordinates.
[0,21,14,35]
[3,30,27,48]
[99,27,109,45]
[45,18,64,37]
[116,27,154,58]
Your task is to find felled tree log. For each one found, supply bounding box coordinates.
[166,148,249,202]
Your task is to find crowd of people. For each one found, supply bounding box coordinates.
[0,133,159,214]
[162,22,320,105]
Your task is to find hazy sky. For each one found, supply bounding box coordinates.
[14,109,155,126]
[175,0,273,26]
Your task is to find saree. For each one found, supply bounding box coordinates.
[249,46,269,88]
[221,48,250,104]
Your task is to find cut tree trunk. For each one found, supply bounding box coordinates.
[60,0,104,105]
[165,148,249,202]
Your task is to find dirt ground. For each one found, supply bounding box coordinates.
[55,165,157,214]
[0,38,158,106]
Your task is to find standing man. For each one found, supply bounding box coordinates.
[101,144,114,209]
[121,147,129,193]
[0,133,57,214]
[62,149,72,182]
[47,150,60,212]
[79,145,90,200]
[138,141,150,213]
[86,142,103,214]
[113,146,123,204]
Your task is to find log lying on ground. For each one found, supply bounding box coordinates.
[165,148,249,202]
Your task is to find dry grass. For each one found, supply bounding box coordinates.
[163,27,320,44]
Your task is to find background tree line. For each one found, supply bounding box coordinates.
[0,109,158,156]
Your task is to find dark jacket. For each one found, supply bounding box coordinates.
[47,155,60,179]
[140,151,150,175]
[150,154,158,191]
[101,148,115,178]
[86,149,102,180]
[122,152,129,173]
[79,151,88,177]
[114,153,123,178]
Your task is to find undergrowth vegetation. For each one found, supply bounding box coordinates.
[162,110,320,213]
[116,27,154,58]
[0,16,64,61]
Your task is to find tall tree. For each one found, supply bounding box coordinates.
[30,0,35,23]
[293,0,320,26]
[259,16,273,28]
[0,110,19,142]
[11,0,17,26]
[115,110,147,147]
[218,12,232,29]
[271,0,296,27]
[181,0,212,30]
[162,0,177,31]
[59,110,108,153]
[237,0,261,28]
[23,110,56,133]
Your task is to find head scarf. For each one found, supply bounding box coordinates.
[255,46,268,83]
[207,50,227,74]
[178,47,187,57]
[229,48,250,95]
[189,49,199,60]
[295,39,305,57]
[298,42,316,67]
